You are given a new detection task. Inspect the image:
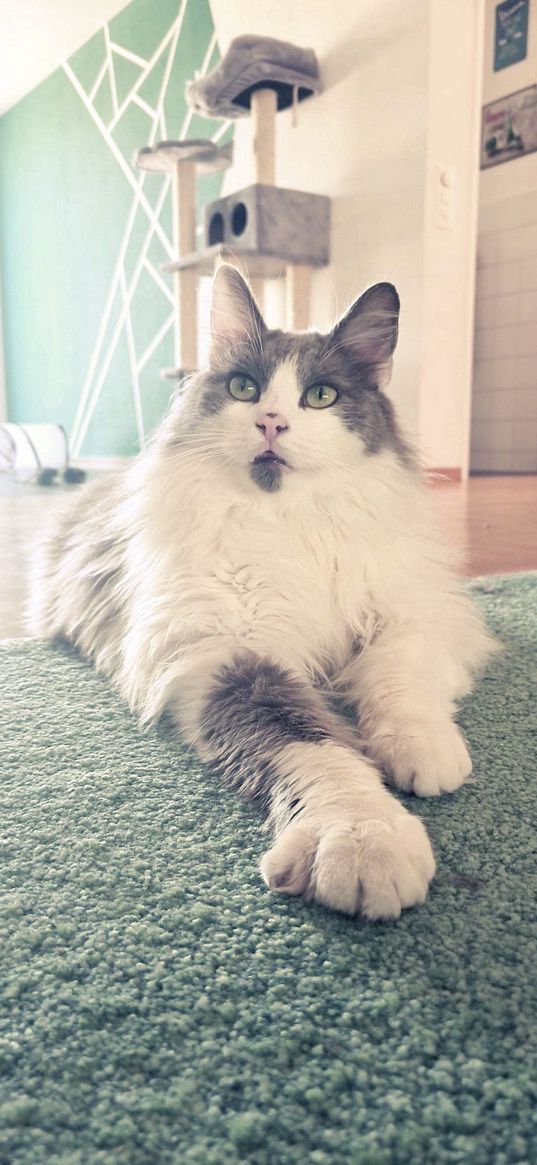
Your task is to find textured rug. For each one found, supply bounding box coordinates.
[1,573,536,1165]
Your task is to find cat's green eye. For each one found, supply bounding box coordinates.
[228,374,259,402]
[305,384,338,409]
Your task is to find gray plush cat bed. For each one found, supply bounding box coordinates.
[186,35,321,118]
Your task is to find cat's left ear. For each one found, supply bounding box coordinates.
[331,283,400,388]
[210,264,266,356]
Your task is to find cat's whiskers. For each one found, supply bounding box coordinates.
[169,439,227,461]
[315,340,353,367]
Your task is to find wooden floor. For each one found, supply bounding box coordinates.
[430,474,537,577]
[0,473,535,639]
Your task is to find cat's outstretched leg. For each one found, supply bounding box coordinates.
[338,624,477,798]
[181,651,435,919]
[261,740,435,918]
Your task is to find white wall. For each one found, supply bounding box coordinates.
[419,0,485,475]
[210,0,429,438]
[472,0,537,472]
[210,0,485,472]
[0,0,133,115]
[0,265,6,423]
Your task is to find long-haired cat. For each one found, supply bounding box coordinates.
[30,265,496,920]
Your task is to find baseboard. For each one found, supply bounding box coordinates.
[427,467,462,482]
[470,470,537,476]
[71,455,130,472]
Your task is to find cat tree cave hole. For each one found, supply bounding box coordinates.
[231,202,248,237]
[208,212,225,245]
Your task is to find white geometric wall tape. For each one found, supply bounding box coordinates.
[109,17,183,132]
[109,43,148,70]
[136,311,176,374]
[64,60,173,255]
[212,120,232,143]
[120,267,145,451]
[104,24,119,119]
[63,3,219,459]
[143,259,176,305]
[71,174,173,456]
[89,58,109,104]
[133,95,158,119]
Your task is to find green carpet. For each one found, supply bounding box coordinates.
[1,573,536,1165]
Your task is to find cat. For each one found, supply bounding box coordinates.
[30,264,496,920]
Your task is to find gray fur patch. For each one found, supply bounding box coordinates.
[172,326,417,471]
[30,473,126,667]
[249,458,283,492]
[200,651,359,813]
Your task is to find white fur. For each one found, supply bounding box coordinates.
[31,342,496,920]
[113,363,493,736]
[262,742,435,918]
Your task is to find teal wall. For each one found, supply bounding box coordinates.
[0,0,229,458]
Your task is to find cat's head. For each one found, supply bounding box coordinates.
[176,265,413,493]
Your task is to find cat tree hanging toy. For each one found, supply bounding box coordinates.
[135,36,330,377]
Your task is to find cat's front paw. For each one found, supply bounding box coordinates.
[260,805,435,920]
[367,718,472,797]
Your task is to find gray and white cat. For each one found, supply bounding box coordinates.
[30,265,496,920]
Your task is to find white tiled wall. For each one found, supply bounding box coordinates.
[472,191,537,472]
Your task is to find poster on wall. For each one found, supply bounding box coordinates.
[481,84,537,168]
[494,0,530,70]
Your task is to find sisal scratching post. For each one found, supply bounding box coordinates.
[171,159,197,370]
[250,86,310,330]
[285,264,312,333]
[248,276,265,313]
[249,88,278,314]
[251,88,277,186]
[286,264,312,332]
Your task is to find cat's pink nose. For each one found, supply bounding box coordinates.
[255,412,288,443]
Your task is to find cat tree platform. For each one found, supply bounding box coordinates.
[162,184,330,279]
[163,250,302,279]
[186,35,321,119]
[134,139,232,175]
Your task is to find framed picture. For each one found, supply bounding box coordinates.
[481,84,537,168]
[494,0,529,70]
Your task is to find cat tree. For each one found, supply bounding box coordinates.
[135,35,329,376]
[135,139,232,379]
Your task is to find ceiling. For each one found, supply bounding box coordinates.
[0,0,131,115]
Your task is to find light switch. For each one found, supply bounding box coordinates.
[435,165,456,230]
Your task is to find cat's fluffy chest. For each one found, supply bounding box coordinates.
[139,485,370,677]
[186,505,358,669]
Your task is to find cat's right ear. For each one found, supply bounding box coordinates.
[331,282,400,388]
[210,265,265,357]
